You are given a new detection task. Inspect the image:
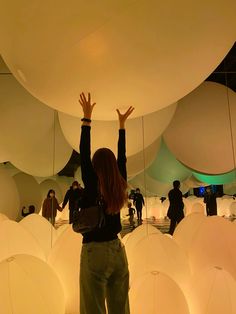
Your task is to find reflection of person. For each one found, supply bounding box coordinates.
[42,189,62,226]
[21,205,35,217]
[62,181,84,224]
[204,186,217,216]
[79,92,133,314]
[167,180,184,235]
[133,188,145,222]
[127,202,135,228]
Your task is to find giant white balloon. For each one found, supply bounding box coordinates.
[0,168,20,220]
[189,216,236,278]
[48,225,82,314]
[58,103,176,155]
[20,214,57,258]
[129,172,189,197]
[173,213,207,254]
[164,82,236,174]
[188,267,236,314]
[1,1,235,119]
[0,220,45,262]
[127,139,160,178]
[13,172,42,220]
[0,254,65,314]
[147,140,191,183]
[0,75,72,177]
[125,224,161,258]
[129,272,190,314]
[128,233,191,292]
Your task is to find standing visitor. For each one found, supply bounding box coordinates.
[78,92,133,314]
[167,180,184,235]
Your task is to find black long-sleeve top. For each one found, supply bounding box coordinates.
[79,125,127,243]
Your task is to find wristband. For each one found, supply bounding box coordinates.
[81,118,91,123]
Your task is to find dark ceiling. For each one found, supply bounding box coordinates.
[206,42,236,92]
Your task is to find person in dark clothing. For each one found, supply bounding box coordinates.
[62,181,84,224]
[133,188,145,222]
[42,189,62,226]
[167,180,184,235]
[78,92,134,314]
[126,202,135,229]
[21,205,35,217]
[204,186,217,216]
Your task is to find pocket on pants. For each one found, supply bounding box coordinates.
[86,244,109,274]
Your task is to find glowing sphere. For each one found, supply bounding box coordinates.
[188,267,236,314]
[121,233,131,245]
[217,198,231,216]
[147,140,191,183]
[144,197,166,219]
[129,233,191,292]
[224,182,236,195]
[183,176,207,189]
[0,168,20,220]
[230,201,236,216]
[0,220,45,262]
[0,75,72,177]
[0,254,65,314]
[48,225,83,314]
[193,170,236,185]
[164,82,236,174]
[173,213,207,254]
[125,224,161,259]
[129,272,190,314]
[127,139,160,177]
[189,216,236,278]
[191,202,205,215]
[0,213,9,222]
[20,214,57,258]
[13,172,42,220]
[59,103,175,155]
[40,179,63,204]
[129,172,189,197]
[1,1,235,119]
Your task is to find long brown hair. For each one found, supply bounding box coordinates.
[92,148,127,214]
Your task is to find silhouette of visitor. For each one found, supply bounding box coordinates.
[133,188,145,223]
[62,181,84,224]
[204,186,217,216]
[167,180,184,235]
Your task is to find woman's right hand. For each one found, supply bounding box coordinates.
[79,92,96,119]
[116,106,135,129]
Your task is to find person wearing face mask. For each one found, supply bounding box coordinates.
[62,181,84,224]
[42,189,62,225]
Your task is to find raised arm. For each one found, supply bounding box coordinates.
[116,106,134,181]
[79,93,97,190]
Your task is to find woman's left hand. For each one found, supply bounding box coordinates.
[116,106,135,129]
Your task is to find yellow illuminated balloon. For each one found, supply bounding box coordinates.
[0,220,45,262]
[0,2,235,119]
[164,82,236,174]
[0,254,65,314]
[130,272,190,314]
[0,168,20,220]
[48,225,83,314]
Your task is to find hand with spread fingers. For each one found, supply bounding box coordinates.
[79,92,96,122]
[116,106,135,129]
